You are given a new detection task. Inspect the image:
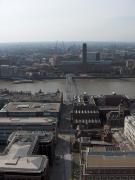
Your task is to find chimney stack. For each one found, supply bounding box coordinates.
[82,43,87,65]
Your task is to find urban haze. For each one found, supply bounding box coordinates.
[0,0,135,180]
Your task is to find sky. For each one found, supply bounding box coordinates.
[0,0,135,42]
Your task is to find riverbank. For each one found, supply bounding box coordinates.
[0,78,135,98]
[1,75,135,81]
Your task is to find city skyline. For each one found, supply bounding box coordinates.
[0,0,135,42]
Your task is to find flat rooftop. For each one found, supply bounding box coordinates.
[80,137,112,146]
[87,155,135,168]
[8,131,54,144]
[0,117,57,125]
[0,131,50,173]
[0,102,61,113]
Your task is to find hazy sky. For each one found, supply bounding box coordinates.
[0,0,135,42]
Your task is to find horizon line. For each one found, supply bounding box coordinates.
[0,40,135,44]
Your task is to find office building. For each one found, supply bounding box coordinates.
[81,149,135,180]
[87,52,100,62]
[0,117,58,143]
[0,102,61,121]
[0,65,18,78]
[0,131,52,180]
[9,131,55,165]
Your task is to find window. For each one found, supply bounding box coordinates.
[122,177,128,180]
[95,177,101,180]
[115,177,121,180]
[101,176,108,180]
[108,177,115,180]
[129,177,135,180]
[88,176,93,180]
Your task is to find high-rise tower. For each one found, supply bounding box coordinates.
[82,43,87,65]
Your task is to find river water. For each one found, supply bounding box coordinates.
[0,78,135,99]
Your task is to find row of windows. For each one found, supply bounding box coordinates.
[88,169,135,174]
[87,176,135,180]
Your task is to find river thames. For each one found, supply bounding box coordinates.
[0,78,135,99]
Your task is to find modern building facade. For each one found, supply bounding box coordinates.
[0,102,61,121]
[8,131,55,166]
[124,116,135,146]
[81,149,135,180]
[87,52,100,63]
[0,131,53,180]
[0,117,58,143]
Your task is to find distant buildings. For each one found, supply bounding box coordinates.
[82,43,101,64]
[126,59,135,69]
[87,52,100,62]
[55,54,81,66]
[100,51,114,60]
[0,65,18,78]
[82,43,87,65]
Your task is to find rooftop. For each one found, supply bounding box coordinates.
[8,131,54,144]
[0,102,61,113]
[80,137,112,146]
[87,155,135,168]
[88,146,120,153]
[0,117,57,125]
[0,131,53,173]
